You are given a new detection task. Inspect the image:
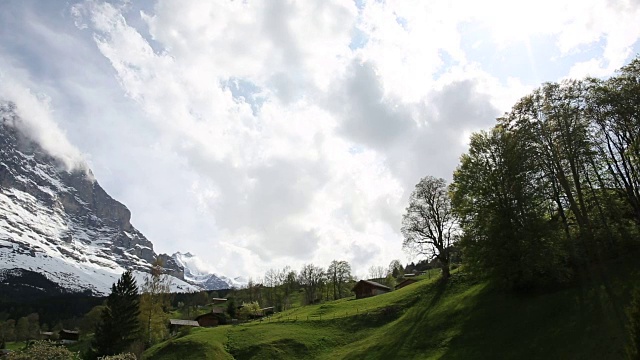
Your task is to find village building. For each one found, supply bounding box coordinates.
[39,331,54,340]
[168,319,200,334]
[395,278,418,290]
[58,329,79,344]
[260,306,274,316]
[195,308,226,327]
[352,280,391,299]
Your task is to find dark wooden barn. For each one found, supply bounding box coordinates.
[58,329,80,343]
[195,311,225,327]
[352,280,391,299]
[395,278,417,290]
[169,319,200,334]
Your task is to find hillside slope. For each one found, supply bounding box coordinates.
[145,262,636,359]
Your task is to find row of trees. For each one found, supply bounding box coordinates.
[402,57,640,291]
[234,259,413,308]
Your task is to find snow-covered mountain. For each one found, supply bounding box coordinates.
[0,101,203,295]
[172,252,247,290]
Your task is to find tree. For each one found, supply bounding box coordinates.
[367,265,386,279]
[80,305,105,337]
[238,302,261,320]
[451,125,569,290]
[139,260,172,346]
[227,297,237,319]
[327,260,352,300]
[91,270,140,358]
[388,260,404,278]
[298,264,325,305]
[402,176,457,280]
[0,319,15,343]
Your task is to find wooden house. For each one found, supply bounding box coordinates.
[169,319,200,334]
[395,278,417,290]
[195,312,225,327]
[352,280,391,299]
[58,329,79,344]
[260,307,274,316]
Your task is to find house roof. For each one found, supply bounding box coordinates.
[211,307,225,314]
[195,311,224,320]
[60,329,79,334]
[169,319,200,327]
[395,278,418,289]
[352,279,391,291]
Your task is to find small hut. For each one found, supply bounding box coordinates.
[169,319,200,334]
[260,307,274,316]
[58,329,80,344]
[352,280,391,299]
[195,311,225,327]
[395,278,417,290]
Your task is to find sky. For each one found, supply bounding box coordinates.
[0,0,639,280]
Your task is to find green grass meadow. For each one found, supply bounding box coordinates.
[144,265,636,360]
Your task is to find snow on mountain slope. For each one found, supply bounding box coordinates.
[0,102,198,295]
[172,252,247,290]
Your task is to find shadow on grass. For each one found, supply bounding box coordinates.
[440,267,635,360]
[340,275,463,360]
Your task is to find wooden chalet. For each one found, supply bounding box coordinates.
[195,311,225,327]
[58,329,79,343]
[395,278,417,290]
[260,307,274,316]
[169,319,200,334]
[352,280,391,299]
[39,331,54,340]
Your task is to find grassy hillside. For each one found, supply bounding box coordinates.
[144,264,636,360]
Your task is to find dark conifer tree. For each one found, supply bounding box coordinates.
[91,270,140,358]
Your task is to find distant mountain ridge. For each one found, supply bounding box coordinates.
[0,101,236,295]
[172,252,247,290]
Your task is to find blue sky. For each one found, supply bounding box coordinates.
[1,0,639,279]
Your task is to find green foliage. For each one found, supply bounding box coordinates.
[80,305,105,337]
[6,341,80,360]
[91,270,140,358]
[145,262,636,359]
[452,127,570,290]
[226,297,237,319]
[139,261,172,346]
[98,353,136,360]
[238,302,261,320]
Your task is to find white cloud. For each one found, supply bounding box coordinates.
[0,72,86,172]
[0,0,638,280]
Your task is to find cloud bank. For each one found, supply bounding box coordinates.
[0,0,638,279]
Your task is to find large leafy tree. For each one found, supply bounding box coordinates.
[298,264,325,305]
[402,176,457,280]
[327,260,352,300]
[139,260,172,346]
[451,125,569,290]
[92,270,140,358]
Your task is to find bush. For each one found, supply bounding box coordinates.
[98,353,137,360]
[6,341,80,360]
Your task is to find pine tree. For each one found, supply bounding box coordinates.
[91,270,140,357]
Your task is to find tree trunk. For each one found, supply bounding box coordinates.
[441,261,450,280]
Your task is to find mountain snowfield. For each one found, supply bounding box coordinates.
[172,252,247,289]
[0,102,238,295]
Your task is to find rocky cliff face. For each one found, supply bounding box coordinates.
[0,101,194,295]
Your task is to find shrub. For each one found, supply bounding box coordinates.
[6,341,80,360]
